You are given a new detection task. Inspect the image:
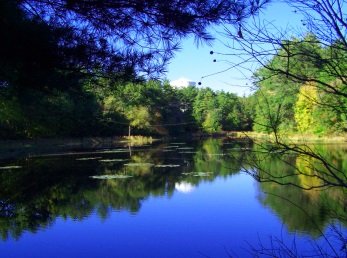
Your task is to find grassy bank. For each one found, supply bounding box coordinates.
[1,132,347,160]
[237,131,347,143]
[0,136,156,159]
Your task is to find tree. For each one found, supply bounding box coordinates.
[5,0,268,84]
[217,0,347,187]
[0,1,83,92]
[1,0,271,138]
[294,82,318,133]
[249,35,323,133]
[125,106,151,137]
[193,87,220,131]
[101,80,163,136]
[216,91,236,130]
[202,110,222,132]
[215,0,347,256]
[216,91,251,131]
[177,85,200,132]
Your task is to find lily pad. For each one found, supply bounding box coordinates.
[90,174,133,179]
[102,149,128,153]
[182,172,214,177]
[0,166,22,170]
[124,163,154,167]
[99,159,129,162]
[154,164,180,168]
[228,148,252,151]
[193,172,214,177]
[76,157,102,161]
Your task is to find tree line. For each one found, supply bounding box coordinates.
[0,0,265,139]
[250,34,347,136]
[0,75,252,138]
[2,32,347,139]
[2,0,347,139]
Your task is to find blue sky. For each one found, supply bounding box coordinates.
[166,1,305,96]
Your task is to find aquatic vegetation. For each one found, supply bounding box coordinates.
[154,164,180,168]
[228,148,252,151]
[182,172,214,177]
[76,157,102,160]
[101,149,129,153]
[89,174,133,179]
[99,159,129,162]
[0,165,22,170]
[124,163,155,167]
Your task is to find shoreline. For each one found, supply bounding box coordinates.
[2,131,347,148]
[1,132,347,160]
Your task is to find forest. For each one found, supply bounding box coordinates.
[2,32,346,139]
[0,0,253,139]
[251,34,347,136]
[1,1,346,139]
[1,1,347,256]
[0,72,253,138]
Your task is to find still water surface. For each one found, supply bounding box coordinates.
[0,138,346,257]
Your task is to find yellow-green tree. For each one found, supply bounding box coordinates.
[125,106,151,137]
[202,110,222,132]
[294,82,318,133]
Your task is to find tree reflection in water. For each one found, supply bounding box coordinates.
[0,138,345,256]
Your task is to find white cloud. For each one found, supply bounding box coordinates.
[170,78,196,88]
[175,181,195,193]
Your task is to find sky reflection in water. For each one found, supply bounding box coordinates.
[0,139,346,257]
[0,174,289,258]
[0,175,266,257]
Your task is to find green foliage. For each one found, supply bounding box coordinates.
[176,85,200,133]
[293,82,343,136]
[252,45,301,133]
[0,0,259,139]
[294,83,317,133]
[202,110,222,132]
[11,0,347,139]
[252,35,325,133]
[192,88,249,132]
[193,88,218,127]
[126,106,151,136]
[217,91,251,130]
[252,34,347,136]
[5,0,262,82]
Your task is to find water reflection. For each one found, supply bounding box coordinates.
[0,139,244,240]
[0,138,346,249]
[175,181,195,193]
[251,143,347,236]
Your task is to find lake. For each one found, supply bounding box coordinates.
[0,138,346,257]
